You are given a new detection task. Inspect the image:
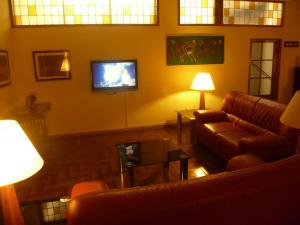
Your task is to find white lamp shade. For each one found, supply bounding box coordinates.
[280,91,300,129]
[191,72,215,91]
[0,120,44,187]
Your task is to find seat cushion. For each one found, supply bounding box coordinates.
[203,121,242,134]
[195,122,243,154]
[214,130,255,161]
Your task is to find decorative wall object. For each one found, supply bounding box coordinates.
[33,50,71,81]
[167,36,224,65]
[0,50,11,87]
[284,41,299,48]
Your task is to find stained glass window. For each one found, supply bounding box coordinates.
[223,1,283,26]
[179,0,284,26]
[179,0,215,24]
[10,0,158,26]
[41,200,67,222]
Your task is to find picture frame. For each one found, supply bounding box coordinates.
[0,50,11,87]
[33,50,71,81]
[167,36,224,65]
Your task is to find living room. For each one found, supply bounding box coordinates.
[1,0,300,225]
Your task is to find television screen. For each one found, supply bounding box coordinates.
[91,60,138,91]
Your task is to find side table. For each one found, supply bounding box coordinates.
[176,109,197,144]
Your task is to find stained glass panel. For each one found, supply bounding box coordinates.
[179,0,215,24]
[223,1,283,26]
[11,0,158,25]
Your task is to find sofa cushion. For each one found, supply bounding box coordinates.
[221,91,260,122]
[203,121,242,134]
[227,114,272,136]
[214,131,255,161]
[250,98,285,134]
[195,121,244,155]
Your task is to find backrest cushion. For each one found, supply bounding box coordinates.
[250,98,285,134]
[221,91,260,121]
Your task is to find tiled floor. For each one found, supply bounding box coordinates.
[15,125,226,224]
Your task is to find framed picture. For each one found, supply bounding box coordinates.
[0,50,11,87]
[167,36,224,65]
[33,50,71,81]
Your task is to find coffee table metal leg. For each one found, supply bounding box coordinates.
[180,159,189,180]
[190,120,196,144]
[163,162,170,182]
[127,167,135,187]
[177,112,182,144]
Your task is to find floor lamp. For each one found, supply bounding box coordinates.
[0,120,44,225]
[280,90,300,149]
[190,72,215,110]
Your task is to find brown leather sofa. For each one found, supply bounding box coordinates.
[67,154,300,225]
[194,91,298,162]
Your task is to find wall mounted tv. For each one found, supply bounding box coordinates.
[91,59,138,91]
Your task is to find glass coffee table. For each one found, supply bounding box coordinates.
[116,139,190,187]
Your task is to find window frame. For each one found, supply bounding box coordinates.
[9,0,160,27]
[178,0,285,27]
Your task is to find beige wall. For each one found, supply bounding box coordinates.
[0,0,16,118]
[4,0,300,135]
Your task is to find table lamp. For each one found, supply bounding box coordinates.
[280,90,300,149]
[0,120,44,225]
[190,72,215,109]
[60,52,70,72]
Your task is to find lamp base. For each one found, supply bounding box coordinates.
[199,91,205,110]
[1,184,25,225]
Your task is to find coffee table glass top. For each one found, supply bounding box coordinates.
[116,139,190,168]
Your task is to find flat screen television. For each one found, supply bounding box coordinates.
[91,59,138,91]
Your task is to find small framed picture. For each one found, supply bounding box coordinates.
[33,50,71,81]
[0,50,11,87]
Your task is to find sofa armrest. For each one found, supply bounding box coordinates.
[239,135,290,149]
[193,110,227,123]
[71,181,109,199]
[238,135,294,161]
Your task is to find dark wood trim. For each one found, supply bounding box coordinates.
[0,50,11,88]
[48,122,177,140]
[271,39,282,100]
[215,0,223,25]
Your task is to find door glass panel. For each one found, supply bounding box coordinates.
[261,61,273,78]
[249,79,260,95]
[251,43,262,60]
[260,79,271,95]
[250,63,261,78]
[262,42,274,60]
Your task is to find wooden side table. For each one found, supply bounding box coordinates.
[176,109,197,144]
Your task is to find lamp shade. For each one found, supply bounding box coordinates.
[0,120,44,187]
[280,91,300,129]
[190,72,215,91]
[60,58,70,72]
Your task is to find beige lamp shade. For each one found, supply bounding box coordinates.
[280,90,300,129]
[0,120,44,187]
[190,72,215,91]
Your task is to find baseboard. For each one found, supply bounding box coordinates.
[47,122,177,139]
